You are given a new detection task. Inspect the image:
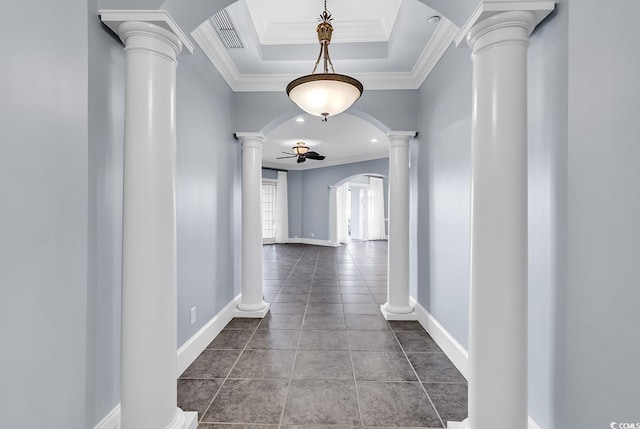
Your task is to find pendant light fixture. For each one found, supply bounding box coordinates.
[286,0,363,122]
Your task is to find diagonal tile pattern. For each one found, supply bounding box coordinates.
[178,242,468,428]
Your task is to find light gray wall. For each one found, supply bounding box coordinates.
[176,42,240,347]
[0,1,89,428]
[87,4,126,427]
[527,4,568,428]
[559,1,640,427]
[414,44,472,349]
[287,159,389,241]
[262,168,278,180]
[0,3,242,428]
[287,170,304,238]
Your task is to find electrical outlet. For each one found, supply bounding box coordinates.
[190,307,196,326]
[310,233,315,238]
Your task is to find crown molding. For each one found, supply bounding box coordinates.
[380,0,403,41]
[412,18,459,87]
[192,20,240,89]
[193,17,459,92]
[454,0,555,47]
[99,9,194,54]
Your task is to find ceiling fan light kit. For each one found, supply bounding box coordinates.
[293,143,309,156]
[286,0,363,122]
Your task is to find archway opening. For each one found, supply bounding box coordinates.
[331,173,388,245]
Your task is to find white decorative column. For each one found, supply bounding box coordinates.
[329,186,339,245]
[451,4,554,429]
[381,131,416,320]
[100,11,196,429]
[235,133,269,317]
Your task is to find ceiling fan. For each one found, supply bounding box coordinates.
[277,142,326,164]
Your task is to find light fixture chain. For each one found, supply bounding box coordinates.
[312,43,324,74]
[323,43,329,73]
[325,43,335,73]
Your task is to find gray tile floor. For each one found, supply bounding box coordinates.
[178,241,468,428]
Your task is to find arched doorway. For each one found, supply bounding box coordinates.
[330,173,388,245]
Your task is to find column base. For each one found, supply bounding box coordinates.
[235,301,270,318]
[182,411,198,429]
[164,408,198,429]
[380,303,418,321]
[446,418,468,429]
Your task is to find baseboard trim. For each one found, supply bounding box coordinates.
[286,237,340,247]
[93,406,197,429]
[94,404,120,429]
[411,298,469,380]
[528,416,542,429]
[413,299,543,429]
[177,294,241,377]
[94,294,242,429]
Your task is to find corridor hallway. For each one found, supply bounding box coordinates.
[178,242,468,428]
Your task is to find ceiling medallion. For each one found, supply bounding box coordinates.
[286,0,363,122]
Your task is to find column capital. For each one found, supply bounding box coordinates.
[467,11,538,53]
[454,0,555,47]
[235,132,265,149]
[386,131,415,147]
[100,10,194,54]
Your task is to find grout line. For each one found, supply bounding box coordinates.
[200,245,304,425]
[342,249,366,428]
[276,245,312,427]
[195,242,453,428]
[197,323,261,423]
[388,327,447,429]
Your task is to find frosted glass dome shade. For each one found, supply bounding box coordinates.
[287,73,363,119]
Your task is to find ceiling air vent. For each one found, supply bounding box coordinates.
[211,9,244,49]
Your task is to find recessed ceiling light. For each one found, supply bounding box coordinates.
[428,16,441,24]
[371,138,378,143]
[296,117,305,123]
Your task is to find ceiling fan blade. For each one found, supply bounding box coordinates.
[276,155,297,159]
[281,151,296,155]
[296,157,306,163]
[304,151,326,160]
